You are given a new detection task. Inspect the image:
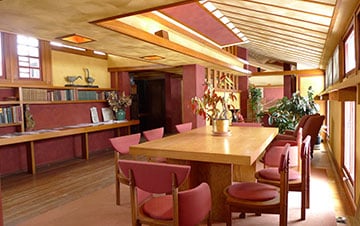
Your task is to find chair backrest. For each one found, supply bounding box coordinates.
[142,127,164,141]
[175,122,192,133]
[178,182,211,225]
[232,122,262,127]
[119,160,211,226]
[294,114,311,135]
[118,160,190,194]
[109,133,141,154]
[263,128,301,168]
[302,115,324,150]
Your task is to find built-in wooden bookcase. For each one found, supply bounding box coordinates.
[0,86,23,131]
[0,84,116,135]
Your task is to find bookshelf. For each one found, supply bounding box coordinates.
[0,84,116,134]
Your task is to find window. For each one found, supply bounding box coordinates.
[344,29,355,74]
[343,101,356,196]
[17,35,41,79]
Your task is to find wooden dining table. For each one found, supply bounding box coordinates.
[129,125,278,222]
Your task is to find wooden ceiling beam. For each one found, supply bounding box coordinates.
[251,69,324,76]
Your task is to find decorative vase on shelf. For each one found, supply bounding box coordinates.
[116,109,126,120]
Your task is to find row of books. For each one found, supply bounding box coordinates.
[22,88,107,101]
[0,106,22,124]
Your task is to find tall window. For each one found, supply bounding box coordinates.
[344,29,355,74]
[343,101,355,196]
[17,35,41,79]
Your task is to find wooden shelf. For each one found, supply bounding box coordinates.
[0,120,140,174]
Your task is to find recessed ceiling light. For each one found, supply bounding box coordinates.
[56,34,94,44]
[141,55,164,60]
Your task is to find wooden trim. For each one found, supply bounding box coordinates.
[251,68,324,76]
[40,40,52,85]
[51,45,108,60]
[108,65,175,72]
[94,20,246,74]
[328,87,357,101]
[326,142,356,215]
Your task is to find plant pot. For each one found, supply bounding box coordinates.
[212,119,230,135]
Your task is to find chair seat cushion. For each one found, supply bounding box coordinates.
[258,168,300,181]
[227,182,278,201]
[142,195,173,220]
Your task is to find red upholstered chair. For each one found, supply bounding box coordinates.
[256,135,311,220]
[175,122,192,133]
[303,115,324,157]
[224,144,290,226]
[109,133,141,205]
[142,127,166,162]
[263,128,303,168]
[274,114,312,141]
[118,160,212,226]
[273,114,324,157]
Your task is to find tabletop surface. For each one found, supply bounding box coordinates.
[130,125,278,165]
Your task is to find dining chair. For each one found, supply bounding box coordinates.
[109,133,141,205]
[262,128,303,168]
[118,159,212,226]
[175,122,192,133]
[256,135,311,220]
[224,144,290,226]
[142,127,166,162]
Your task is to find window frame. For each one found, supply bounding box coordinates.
[342,101,356,198]
[16,34,42,80]
[343,26,356,76]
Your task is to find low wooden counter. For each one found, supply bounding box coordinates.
[0,120,139,174]
[130,125,278,222]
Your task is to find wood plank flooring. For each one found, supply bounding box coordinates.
[0,144,348,226]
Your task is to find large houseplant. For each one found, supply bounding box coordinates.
[266,86,319,133]
[191,75,237,134]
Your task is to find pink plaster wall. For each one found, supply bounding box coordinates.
[182,65,206,128]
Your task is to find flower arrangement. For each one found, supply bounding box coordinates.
[107,91,132,112]
[191,75,237,121]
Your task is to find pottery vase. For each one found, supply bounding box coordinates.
[116,109,126,120]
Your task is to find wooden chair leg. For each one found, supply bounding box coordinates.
[226,205,232,226]
[116,176,120,205]
[301,190,306,220]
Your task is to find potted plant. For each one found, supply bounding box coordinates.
[266,86,319,133]
[191,75,237,134]
[248,85,263,122]
[107,91,132,120]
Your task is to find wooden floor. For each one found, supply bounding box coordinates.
[0,143,349,226]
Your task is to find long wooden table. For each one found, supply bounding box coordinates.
[130,125,278,222]
[0,120,139,174]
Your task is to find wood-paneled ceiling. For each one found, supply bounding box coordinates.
[0,0,357,73]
